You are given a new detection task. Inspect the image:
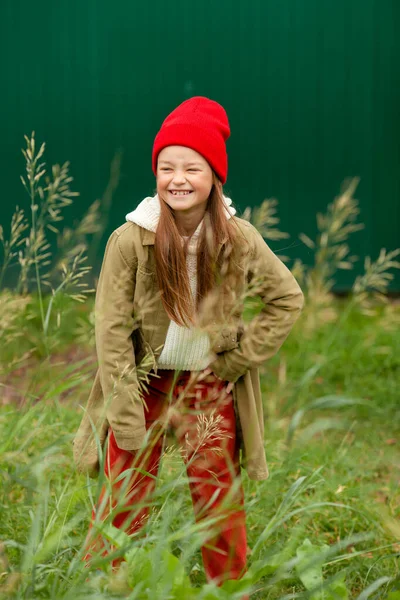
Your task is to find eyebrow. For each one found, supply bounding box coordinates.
[158,160,203,167]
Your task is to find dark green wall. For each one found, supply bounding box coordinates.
[1,0,399,290]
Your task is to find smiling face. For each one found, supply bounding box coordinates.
[156,146,214,215]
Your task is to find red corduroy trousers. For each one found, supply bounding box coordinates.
[84,369,248,586]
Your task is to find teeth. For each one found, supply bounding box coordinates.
[170,191,192,196]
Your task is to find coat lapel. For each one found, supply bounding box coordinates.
[142,229,155,246]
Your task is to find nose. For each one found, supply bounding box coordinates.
[172,170,187,185]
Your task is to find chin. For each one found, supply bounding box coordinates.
[163,198,197,211]
[169,201,194,210]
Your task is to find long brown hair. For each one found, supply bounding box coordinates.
[154,174,239,326]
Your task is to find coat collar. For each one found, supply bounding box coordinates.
[142,229,156,245]
[127,194,235,249]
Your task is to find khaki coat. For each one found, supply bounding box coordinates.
[73,217,304,480]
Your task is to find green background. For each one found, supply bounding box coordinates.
[1,0,399,290]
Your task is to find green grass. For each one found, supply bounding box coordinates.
[0,298,399,599]
[1,134,399,599]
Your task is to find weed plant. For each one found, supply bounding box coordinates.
[0,135,399,599]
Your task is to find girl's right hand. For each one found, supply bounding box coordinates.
[200,367,234,395]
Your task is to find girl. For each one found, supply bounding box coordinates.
[73,96,304,588]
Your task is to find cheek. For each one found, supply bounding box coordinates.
[196,176,213,194]
[156,175,168,189]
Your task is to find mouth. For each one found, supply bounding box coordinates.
[168,190,193,197]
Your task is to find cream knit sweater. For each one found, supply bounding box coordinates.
[126,194,236,371]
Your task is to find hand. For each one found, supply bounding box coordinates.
[201,367,234,395]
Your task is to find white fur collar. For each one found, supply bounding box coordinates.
[125,193,236,233]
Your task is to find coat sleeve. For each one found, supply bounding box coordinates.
[211,227,305,383]
[95,229,146,451]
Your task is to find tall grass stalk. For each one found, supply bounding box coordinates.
[0,208,29,290]
[2,401,393,599]
[243,198,290,263]
[0,133,110,361]
[1,138,399,598]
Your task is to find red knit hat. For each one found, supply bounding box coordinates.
[152,96,231,184]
